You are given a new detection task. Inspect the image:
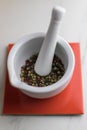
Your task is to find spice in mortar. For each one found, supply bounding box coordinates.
[20,54,65,87]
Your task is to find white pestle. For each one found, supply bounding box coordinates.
[34,6,66,76]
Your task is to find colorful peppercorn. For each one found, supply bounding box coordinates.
[20,54,65,87]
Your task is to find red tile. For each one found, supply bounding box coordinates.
[2,43,84,115]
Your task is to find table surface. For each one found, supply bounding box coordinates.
[0,0,87,130]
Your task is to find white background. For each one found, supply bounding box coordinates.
[0,0,87,129]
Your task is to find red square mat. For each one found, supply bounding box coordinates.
[2,43,84,115]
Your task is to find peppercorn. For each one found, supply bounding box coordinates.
[20,54,65,87]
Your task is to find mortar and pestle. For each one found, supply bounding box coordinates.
[7,6,75,99]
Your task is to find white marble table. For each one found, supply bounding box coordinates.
[0,0,87,129]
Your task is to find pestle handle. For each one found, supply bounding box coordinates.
[34,6,66,76]
[52,6,66,21]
